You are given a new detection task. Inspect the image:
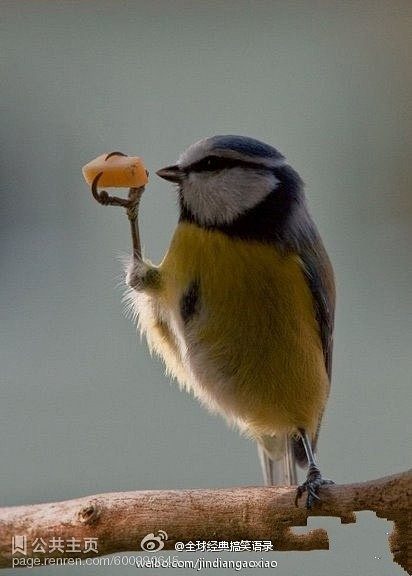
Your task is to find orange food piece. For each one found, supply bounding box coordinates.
[82,153,148,188]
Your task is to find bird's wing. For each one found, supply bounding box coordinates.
[300,238,335,381]
[292,235,335,463]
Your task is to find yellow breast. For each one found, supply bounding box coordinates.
[149,222,328,439]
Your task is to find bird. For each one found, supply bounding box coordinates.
[124,135,335,507]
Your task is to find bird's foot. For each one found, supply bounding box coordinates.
[295,465,334,508]
[89,153,146,258]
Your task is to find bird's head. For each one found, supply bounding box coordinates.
[156,135,306,242]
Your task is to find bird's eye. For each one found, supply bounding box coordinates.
[192,156,224,172]
[200,156,219,170]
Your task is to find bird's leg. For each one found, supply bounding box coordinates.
[125,186,144,261]
[124,186,161,291]
[295,428,334,508]
[90,166,159,291]
[91,169,145,257]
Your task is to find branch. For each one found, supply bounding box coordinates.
[0,470,410,573]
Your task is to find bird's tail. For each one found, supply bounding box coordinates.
[257,435,298,485]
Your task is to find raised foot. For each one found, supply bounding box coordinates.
[295,466,334,509]
[89,155,146,258]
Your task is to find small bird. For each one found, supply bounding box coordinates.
[124,135,335,507]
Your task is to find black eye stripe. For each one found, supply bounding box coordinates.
[186,155,272,173]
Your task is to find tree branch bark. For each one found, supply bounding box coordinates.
[0,470,410,573]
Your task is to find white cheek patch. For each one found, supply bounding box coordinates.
[183,168,279,226]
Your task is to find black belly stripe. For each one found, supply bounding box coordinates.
[180,280,201,323]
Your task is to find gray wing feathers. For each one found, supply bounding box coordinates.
[300,238,335,381]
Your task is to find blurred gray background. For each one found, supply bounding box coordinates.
[1,1,411,575]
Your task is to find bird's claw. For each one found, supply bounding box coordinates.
[295,466,334,509]
[91,170,144,212]
[89,152,146,259]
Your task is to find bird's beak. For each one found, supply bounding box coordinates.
[156,164,184,183]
